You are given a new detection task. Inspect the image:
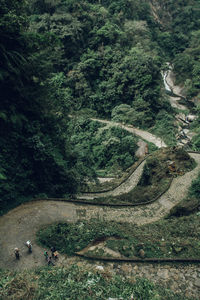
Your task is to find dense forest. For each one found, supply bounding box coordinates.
[1,0,200,213]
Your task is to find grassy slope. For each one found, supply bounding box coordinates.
[37,210,200,259]
[0,266,193,300]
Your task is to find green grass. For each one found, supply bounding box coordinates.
[0,266,193,300]
[36,211,200,259]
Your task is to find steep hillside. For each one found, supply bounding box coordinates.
[1,0,200,213]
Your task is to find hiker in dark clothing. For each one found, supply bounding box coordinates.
[44,251,48,261]
[51,246,59,259]
[14,248,20,259]
[50,246,56,256]
[26,240,32,253]
[47,256,54,266]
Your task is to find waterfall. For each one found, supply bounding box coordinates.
[161,70,172,93]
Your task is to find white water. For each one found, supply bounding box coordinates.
[162,70,172,92]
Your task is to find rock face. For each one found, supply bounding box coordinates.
[135,139,148,158]
[186,114,197,122]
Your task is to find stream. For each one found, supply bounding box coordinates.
[162,64,196,146]
[162,65,172,93]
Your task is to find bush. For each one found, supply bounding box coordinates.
[151,110,177,146]
[37,220,119,255]
[189,172,200,199]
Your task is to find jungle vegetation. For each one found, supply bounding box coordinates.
[1,1,200,298]
[1,0,200,213]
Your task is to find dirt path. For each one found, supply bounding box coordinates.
[91,118,167,148]
[78,160,146,199]
[77,153,200,225]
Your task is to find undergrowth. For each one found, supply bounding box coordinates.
[150,110,178,146]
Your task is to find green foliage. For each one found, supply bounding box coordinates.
[150,110,177,146]
[154,0,200,56]
[173,35,200,98]
[0,0,94,214]
[69,119,138,175]
[28,0,166,119]
[111,97,154,129]
[169,171,200,218]
[150,0,200,98]
[37,220,119,255]
[169,3,200,96]
[1,0,200,214]
[191,132,200,151]
[190,105,200,151]
[66,45,163,118]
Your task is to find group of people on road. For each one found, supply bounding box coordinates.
[14,241,58,266]
[44,247,58,266]
[14,240,32,259]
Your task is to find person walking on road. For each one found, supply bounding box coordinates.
[51,246,58,259]
[50,246,56,257]
[14,248,20,259]
[26,240,32,253]
[44,251,48,261]
[47,256,54,266]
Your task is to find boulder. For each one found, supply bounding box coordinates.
[138,249,145,258]
[135,140,148,158]
[186,114,196,122]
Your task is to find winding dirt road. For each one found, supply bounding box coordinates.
[1,70,200,298]
[78,160,146,199]
[91,118,167,148]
